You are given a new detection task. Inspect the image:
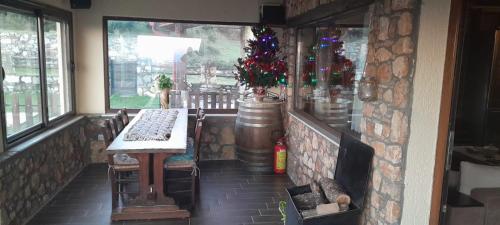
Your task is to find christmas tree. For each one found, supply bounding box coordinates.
[302,29,355,89]
[234,25,287,92]
[301,46,317,87]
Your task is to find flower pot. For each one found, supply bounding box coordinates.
[253,86,266,102]
[160,88,170,109]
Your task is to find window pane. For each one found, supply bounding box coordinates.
[0,10,43,137]
[295,14,370,134]
[107,20,252,109]
[44,19,72,119]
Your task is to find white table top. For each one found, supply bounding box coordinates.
[106,108,188,154]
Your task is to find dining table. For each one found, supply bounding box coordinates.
[106,108,190,221]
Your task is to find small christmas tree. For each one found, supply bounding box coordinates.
[317,29,355,88]
[234,25,287,101]
[301,46,317,87]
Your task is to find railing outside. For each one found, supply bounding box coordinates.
[4,81,61,135]
[170,90,242,110]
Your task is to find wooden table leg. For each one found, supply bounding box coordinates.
[153,152,175,204]
[131,153,150,201]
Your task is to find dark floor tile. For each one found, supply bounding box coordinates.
[26,161,293,225]
[258,208,282,216]
[252,215,282,223]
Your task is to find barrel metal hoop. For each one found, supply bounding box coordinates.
[235,120,278,128]
[236,114,277,120]
[238,108,278,113]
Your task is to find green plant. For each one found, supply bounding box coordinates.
[157,74,173,90]
[279,200,286,224]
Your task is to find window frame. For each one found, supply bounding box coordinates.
[102,16,256,114]
[288,6,372,141]
[0,1,75,148]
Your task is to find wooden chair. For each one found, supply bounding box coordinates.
[103,119,115,146]
[114,114,125,133]
[164,114,205,209]
[109,117,120,138]
[118,108,130,126]
[104,118,139,209]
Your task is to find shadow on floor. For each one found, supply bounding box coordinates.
[27,160,293,225]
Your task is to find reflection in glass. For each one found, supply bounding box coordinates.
[295,24,369,134]
[0,10,43,137]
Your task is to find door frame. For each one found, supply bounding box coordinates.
[430,0,466,224]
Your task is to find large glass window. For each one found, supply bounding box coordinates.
[294,10,371,136]
[0,10,43,137]
[0,4,74,143]
[105,19,253,111]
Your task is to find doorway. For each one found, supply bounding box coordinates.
[433,1,500,225]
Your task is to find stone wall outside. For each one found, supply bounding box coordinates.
[283,0,420,225]
[0,118,91,225]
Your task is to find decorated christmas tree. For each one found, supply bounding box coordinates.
[302,30,355,91]
[234,25,287,101]
[301,46,317,87]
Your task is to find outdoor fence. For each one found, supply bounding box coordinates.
[4,82,61,133]
[170,90,242,110]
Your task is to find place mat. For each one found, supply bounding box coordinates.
[123,109,179,141]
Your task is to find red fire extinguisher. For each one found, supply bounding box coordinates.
[274,137,287,174]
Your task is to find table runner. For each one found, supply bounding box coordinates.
[123,109,179,141]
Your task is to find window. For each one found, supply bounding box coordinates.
[105,18,253,112]
[0,10,43,137]
[0,3,74,143]
[44,18,72,119]
[293,9,371,136]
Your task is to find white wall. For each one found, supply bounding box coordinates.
[401,0,452,224]
[38,0,280,113]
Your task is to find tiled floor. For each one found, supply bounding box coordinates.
[27,161,293,225]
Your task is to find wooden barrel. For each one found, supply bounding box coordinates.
[313,98,351,128]
[304,97,352,128]
[235,98,284,173]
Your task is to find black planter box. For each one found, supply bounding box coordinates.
[285,134,374,225]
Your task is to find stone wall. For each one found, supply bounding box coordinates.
[287,115,338,185]
[194,115,237,161]
[283,1,420,225]
[0,117,91,225]
[87,114,237,163]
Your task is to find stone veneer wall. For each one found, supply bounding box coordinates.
[195,115,237,161]
[284,0,420,225]
[87,114,237,163]
[287,115,339,185]
[0,117,92,225]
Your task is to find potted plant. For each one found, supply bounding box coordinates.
[157,73,173,109]
[234,25,287,102]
